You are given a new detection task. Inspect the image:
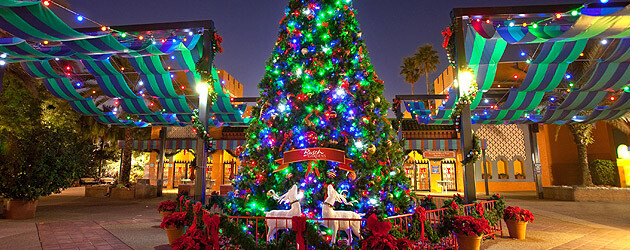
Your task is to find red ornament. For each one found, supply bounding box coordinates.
[306,131,318,144]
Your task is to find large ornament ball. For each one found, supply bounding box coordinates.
[301,48,308,55]
[374,96,381,103]
[235,145,244,156]
[347,172,357,181]
[327,171,336,178]
[306,131,318,144]
[357,32,363,38]
[387,140,393,147]
[367,144,376,154]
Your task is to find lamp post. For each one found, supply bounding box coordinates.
[195,83,209,204]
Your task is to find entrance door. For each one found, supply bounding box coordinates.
[417,160,430,191]
[440,160,457,191]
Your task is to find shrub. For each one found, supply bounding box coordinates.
[0,126,94,200]
[589,159,619,186]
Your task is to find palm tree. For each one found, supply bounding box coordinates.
[414,44,440,95]
[400,57,420,94]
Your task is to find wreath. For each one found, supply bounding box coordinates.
[461,133,482,165]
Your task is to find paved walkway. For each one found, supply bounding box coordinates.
[1,188,629,249]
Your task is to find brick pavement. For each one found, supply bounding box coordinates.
[37,221,132,250]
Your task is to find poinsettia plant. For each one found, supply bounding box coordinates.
[171,227,211,250]
[160,212,187,229]
[503,206,534,223]
[451,215,491,237]
[158,200,178,212]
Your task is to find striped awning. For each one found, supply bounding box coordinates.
[117,139,246,151]
[403,139,487,150]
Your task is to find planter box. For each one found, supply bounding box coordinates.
[85,186,108,197]
[135,183,157,199]
[543,186,630,201]
[110,187,135,199]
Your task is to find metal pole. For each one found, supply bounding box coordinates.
[482,149,489,196]
[453,14,476,203]
[195,95,208,204]
[157,127,167,197]
[529,124,544,199]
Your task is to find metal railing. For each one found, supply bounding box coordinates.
[188,198,502,248]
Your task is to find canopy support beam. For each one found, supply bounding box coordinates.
[157,127,167,197]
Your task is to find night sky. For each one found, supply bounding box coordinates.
[64,0,579,103]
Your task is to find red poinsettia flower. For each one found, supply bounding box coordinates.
[158,200,177,212]
[452,215,491,237]
[160,212,187,229]
[503,206,534,223]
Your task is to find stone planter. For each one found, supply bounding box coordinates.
[455,233,482,250]
[6,199,37,219]
[84,186,108,197]
[110,187,135,199]
[505,219,528,239]
[135,183,157,199]
[543,186,630,201]
[165,226,183,245]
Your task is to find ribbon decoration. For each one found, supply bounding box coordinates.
[305,161,321,178]
[292,216,307,250]
[415,206,427,241]
[274,148,354,175]
[190,203,202,229]
[441,27,452,49]
[203,214,221,250]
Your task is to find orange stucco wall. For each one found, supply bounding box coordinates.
[537,121,622,186]
[475,181,536,192]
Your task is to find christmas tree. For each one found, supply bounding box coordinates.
[228,0,414,218]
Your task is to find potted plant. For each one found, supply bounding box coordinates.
[158,200,178,219]
[161,212,187,245]
[515,173,526,180]
[498,173,509,179]
[451,215,491,250]
[0,126,94,219]
[503,206,534,239]
[171,227,211,250]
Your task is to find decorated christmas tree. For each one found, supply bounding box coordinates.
[228,0,414,218]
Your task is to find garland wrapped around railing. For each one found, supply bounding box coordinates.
[167,192,506,249]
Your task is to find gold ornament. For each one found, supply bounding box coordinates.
[367,144,376,154]
[374,96,381,103]
[286,173,293,179]
[347,172,357,181]
[327,171,337,178]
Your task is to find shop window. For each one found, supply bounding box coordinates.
[482,160,492,179]
[514,159,525,179]
[497,159,509,179]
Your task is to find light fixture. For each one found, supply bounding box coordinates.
[601,39,609,45]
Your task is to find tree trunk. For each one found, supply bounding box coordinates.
[120,128,133,184]
[426,72,431,94]
[411,83,414,95]
[567,123,594,187]
[576,142,593,186]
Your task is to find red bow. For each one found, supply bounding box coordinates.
[442,27,452,48]
[415,207,427,240]
[366,214,391,236]
[203,214,221,250]
[292,216,307,250]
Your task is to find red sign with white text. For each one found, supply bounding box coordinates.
[274,148,354,176]
[423,151,456,159]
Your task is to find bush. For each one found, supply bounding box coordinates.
[589,159,619,186]
[0,126,95,200]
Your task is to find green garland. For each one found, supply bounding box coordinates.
[461,133,482,165]
[192,107,217,152]
[449,81,478,125]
